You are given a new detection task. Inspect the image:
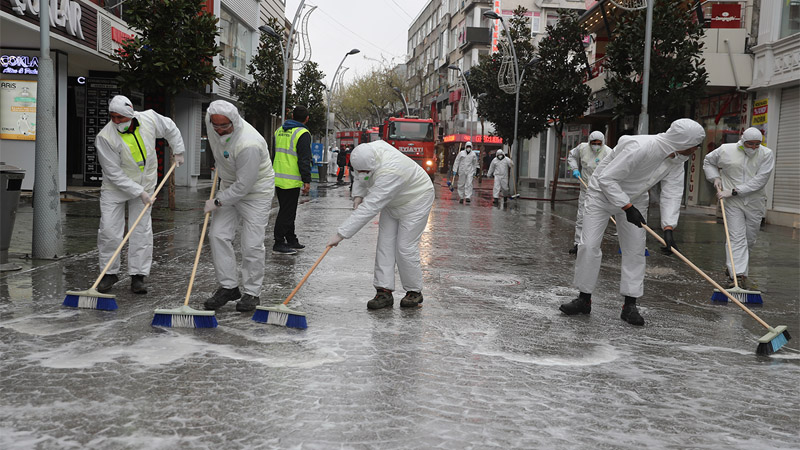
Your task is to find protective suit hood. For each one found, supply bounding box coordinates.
[465,141,473,149]
[738,127,763,157]
[350,143,379,172]
[588,131,605,144]
[657,118,705,154]
[495,149,504,156]
[205,100,244,149]
[109,95,135,118]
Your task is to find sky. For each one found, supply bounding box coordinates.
[284,0,431,88]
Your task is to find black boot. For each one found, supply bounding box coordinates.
[367,288,394,310]
[204,286,242,310]
[399,291,423,308]
[130,275,147,294]
[236,294,260,312]
[96,274,119,293]
[621,296,645,326]
[569,244,578,255]
[560,292,591,315]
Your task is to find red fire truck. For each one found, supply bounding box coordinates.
[381,116,436,180]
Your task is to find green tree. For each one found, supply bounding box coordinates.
[336,67,406,129]
[604,1,708,132]
[238,17,285,127]
[466,7,545,148]
[293,62,327,135]
[529,9,592,202]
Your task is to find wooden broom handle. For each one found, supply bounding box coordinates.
[184,170,219,306]
[719,197,740,289]
[641,223,772,330]
[91,162,177,290]
[282,246,333,305]
[577,176,617,225]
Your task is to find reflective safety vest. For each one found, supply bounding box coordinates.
[273,126,308,189]
[119,128,147,172]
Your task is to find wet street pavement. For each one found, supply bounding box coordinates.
[1,178,798,449]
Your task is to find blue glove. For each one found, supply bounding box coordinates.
[452,171,457,177]
[572,169,581,179]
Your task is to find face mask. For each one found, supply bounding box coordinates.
[591,144,602,152]
[466,149,471,153]
[116,120,132,132]
[497,154,504,160]
[739,144,758,157]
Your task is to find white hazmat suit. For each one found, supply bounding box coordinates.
[568,131,613,246]
[205,100,275,297]
[487,149,514,199]
[703,127,774,277]
[96,95,185,277]
[574,119,705,298]
[336,140,435,293]
[452,142,479,201]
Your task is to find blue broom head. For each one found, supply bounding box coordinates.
[710,288,763,304]
[151,305,218,328]
[447,180,451,187]
[756,327,791,356]
[252,304,308,329]
[63,291,118,310]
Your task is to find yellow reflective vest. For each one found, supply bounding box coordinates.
[273,126,309,189]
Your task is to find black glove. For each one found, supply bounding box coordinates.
[624,205,646,228]
[661,229,678,255]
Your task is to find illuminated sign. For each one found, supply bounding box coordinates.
[9,0,86,40]
[443,134,503,144]
[1,80,38,140]
[0,55,39,75]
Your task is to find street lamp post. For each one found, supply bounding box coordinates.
[259,0,306,125]
[483,11,521,195]
[392,87,409,116]
[448,65,474,139]
[326,48,360,150]
[368,99,382,124]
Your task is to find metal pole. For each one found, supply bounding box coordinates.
[324,86,331,159]
[637,0,654,135]
[280,0,307,125]
[33,0,63,259]
[499,17,521,195]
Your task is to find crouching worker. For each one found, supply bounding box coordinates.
[560,119,705,326]
[202,100,276,313]
[327,141,435,310]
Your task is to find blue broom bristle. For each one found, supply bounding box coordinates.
[63,294,118,310]
[710,291,728,302]
[745,293,763,304]
[151,313,218,328]
[251,309,269,323]
[285,315,308,329]
[251,309,308,329]
[756,331,791,356]
[710,290,763,304]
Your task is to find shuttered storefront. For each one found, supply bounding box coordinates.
[772,86,800,212]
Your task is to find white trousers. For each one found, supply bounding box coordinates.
[574,193,648,298]
[98,191,153,276]
[457,171,474,200]
[574,187,587,245]
[493,175,509,199]
[209,195,273,296]
[373,189,435,293]
[723,201,763,277]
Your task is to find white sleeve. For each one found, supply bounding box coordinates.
[96,134,144,197]
[351,174,369,198]
[150,111,186,155]
[658,164,685,229]
[567,145,581,171]
[702,148,721,182]
[594,142,642,208]
[215,146,261,205]
[453,153,462,172]
[337,171,405,238]
[737,149,775,195]
[487,159,497,178]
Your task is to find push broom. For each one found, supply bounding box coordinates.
[251,245,333,329]
[447,143,462,192]
[642,223,789,356]
[576,176,649,256]
[710,197,762,304]
[64,162,177,310]
[151,171,219,328]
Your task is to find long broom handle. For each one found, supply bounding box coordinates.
[91,162,177,290]
[577,176,617,225]
[719,197,740,289]
[184,170,219,306]
[641,223,773,330]
[282,245,332,306]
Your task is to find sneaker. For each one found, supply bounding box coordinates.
[726,275,749,290]
[236,294,260,312]
[367,289,394,310]
[273,243,298,255]
[130,275,147,294]
[459,199,464,204]
[287,241,305,250]
[621,303,645,326]
[400,291,423,308]
[465,198,471,203]
[204,286,242,310]
[559,296,591,315]
[96,274,119,293]
[569,244,578,255]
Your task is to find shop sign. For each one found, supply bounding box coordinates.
[9,0,85,40]
[0,54,38,74]
[0,80,37,140]
[710,4,741,29]
[751,98,768,126]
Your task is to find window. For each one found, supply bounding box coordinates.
[532,12,541,34]
[388,121,434,141]
[546,12,559,29]
[781,1,800,38]
[220,8,251,76]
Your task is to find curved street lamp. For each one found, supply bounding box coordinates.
[368,98,382,123]
[448,64,475,138]
[392,87,410,116]
[322,49,359,155]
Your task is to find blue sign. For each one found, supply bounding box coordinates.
[311,142,324,163]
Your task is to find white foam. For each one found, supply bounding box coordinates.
[474,343,620,367]
[0,310,122,337]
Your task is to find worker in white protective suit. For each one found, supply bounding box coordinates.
[327,140,435,310]
[487,149,514,206]
[560,118,705,326]
[703,127,774,289]
[567,130,613,254]
[328,146,339,177]
[452,141,479,204]
[95,95,185,294]
[202,100,276,313]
